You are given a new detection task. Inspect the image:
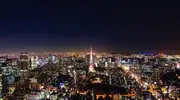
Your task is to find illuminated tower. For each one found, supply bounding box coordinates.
[89,46,96,72]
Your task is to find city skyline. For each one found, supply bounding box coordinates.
[1,1,180,99]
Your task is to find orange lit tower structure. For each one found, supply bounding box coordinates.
[89,47,96,73]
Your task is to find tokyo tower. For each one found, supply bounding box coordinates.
[89,46,96,73]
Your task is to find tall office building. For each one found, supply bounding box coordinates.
[0,57,7,66]
[144,56,148,63]
[48,54,59,64]
[89,47,96,73]
[30,56,38,70]
[18,52,29,79]
[1,75,8,95]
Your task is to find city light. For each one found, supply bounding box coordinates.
[176,62,180,68]
[131,74,134,77]
[0,1,178,100]
[0,50,179,99]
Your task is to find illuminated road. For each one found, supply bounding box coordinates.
[120,64,163,100]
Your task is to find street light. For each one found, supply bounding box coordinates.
[154,82,157,85]
[144,82,148,86]
[165,86,168,88]
[106,72,108,76]
[131,74,134,78]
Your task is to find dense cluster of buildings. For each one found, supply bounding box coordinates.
[0,48,180,99]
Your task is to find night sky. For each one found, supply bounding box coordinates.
[0,1,180,53]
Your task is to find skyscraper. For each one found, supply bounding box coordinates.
[89,47,96,73]
[18,52,29,80]
[30,56,38,70]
